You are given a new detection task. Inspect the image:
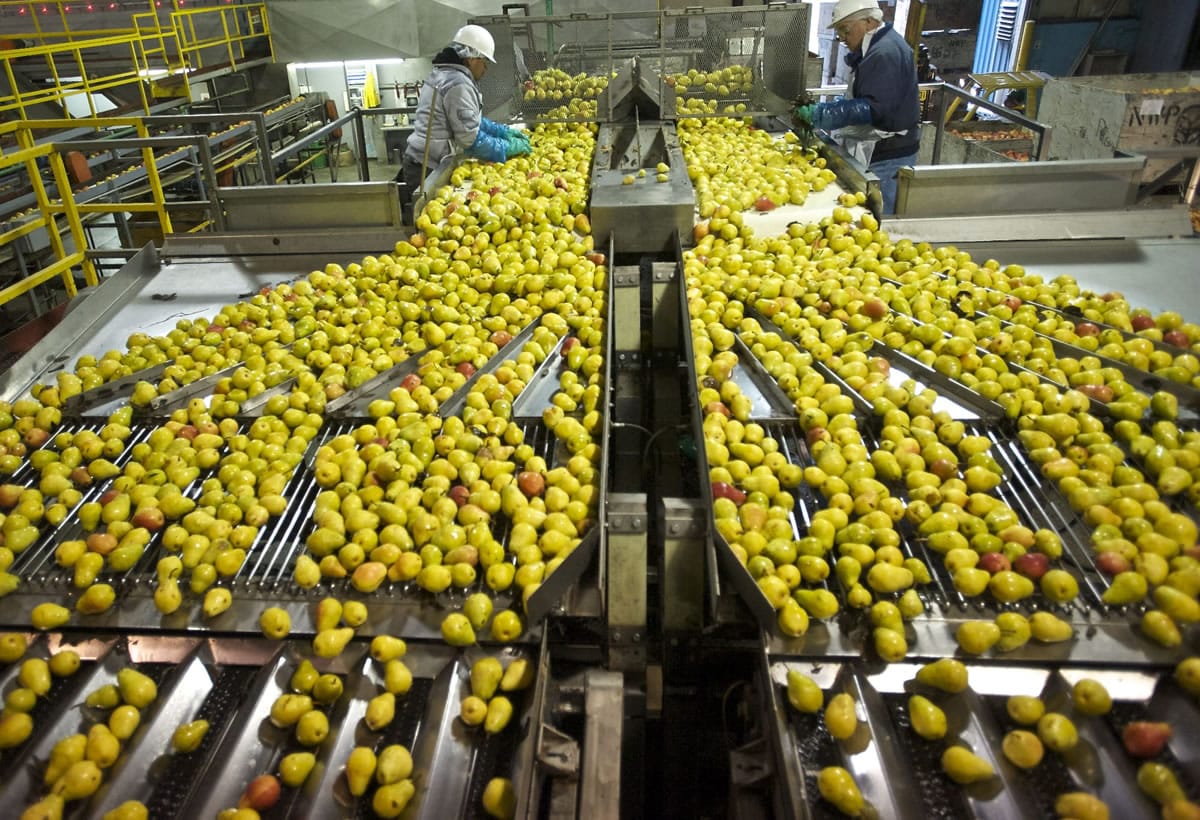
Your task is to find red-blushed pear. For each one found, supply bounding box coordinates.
[1164,329,1189,347]
[862,298,888,321]
[1096,551,1130,576]
[517,472,545,498]
[711,482,746,505]
[978,552,1011,574]
[1013,552,1049,580]
[1122,722,1172,758]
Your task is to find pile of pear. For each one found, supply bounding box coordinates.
[678,106,837,218]
[0,636,158,819]
[680,147,1199,654]
[786,658,1200,816]
[688,231,1091,654]
[523,67,609,104]
[0,121,607,649]
[668,64,754,98]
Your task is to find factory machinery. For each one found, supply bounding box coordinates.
[0,6,1199,819]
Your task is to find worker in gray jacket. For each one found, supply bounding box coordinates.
[402,25,531,207]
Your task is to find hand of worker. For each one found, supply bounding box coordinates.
[505,132,531,158]
[792,103,815,128]
[510,129,532,151]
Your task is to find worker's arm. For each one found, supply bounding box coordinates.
[443,84,508,161]
[809,98,873,131]
[482,116,532,151]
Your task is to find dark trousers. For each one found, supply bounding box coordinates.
[399,157,430,224]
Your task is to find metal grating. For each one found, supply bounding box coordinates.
[471,6,811,121]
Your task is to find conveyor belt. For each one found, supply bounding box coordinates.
[0,634,542,820]
[763,658,1200,820]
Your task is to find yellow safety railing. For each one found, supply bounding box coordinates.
[0,116,177,309]
[0,1,273,117]
[173,4,273,72]
[0,33,152,119]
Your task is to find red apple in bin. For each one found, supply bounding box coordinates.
[977,552,1011,574]
[711,482,746,505]
[398,373,421,392]
[560,337,581,356]
[1131,314,1156,332]
[754,196,777,212]
[704,401,731,418]
[1074,322,1101,337]
[456,362,477,378]
[585,252,606,265]
[99,488,121,506]
[1101,291,1122,301]
[490,330,513,347]
[1164,329,1189,348]
[448,485,470,508]
[1013,552,1050,581]
[1096,551,1130,576]
[1122,722,1172,758]
[1004,295,1022,311]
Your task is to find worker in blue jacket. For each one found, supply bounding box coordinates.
[402,25,530,207]
[795,0,920,215]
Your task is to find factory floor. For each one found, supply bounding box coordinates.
[298,157,403,185]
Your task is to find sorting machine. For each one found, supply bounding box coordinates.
[1,6,1199,819]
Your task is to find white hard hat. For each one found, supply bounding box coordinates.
[828,0,883,28]
[453,24,496,63]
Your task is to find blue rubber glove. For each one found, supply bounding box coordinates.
[505,132,531,158]
[465,128,508,162]
[811,98,873,131]
[479,117,508,139]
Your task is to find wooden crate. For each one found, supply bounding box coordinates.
[1038,72,1200,180]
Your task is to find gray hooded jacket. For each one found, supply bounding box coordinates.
[403,63,485,167]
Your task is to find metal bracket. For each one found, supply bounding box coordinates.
[661,497,705,538]
[651,262,675,283]
[661,497,706,633]
[613,267,640,287]
[537,724,581,777]
[729,737,774,788]
[608,494,648,533]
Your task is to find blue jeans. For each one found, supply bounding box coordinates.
[869,151,918,215]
